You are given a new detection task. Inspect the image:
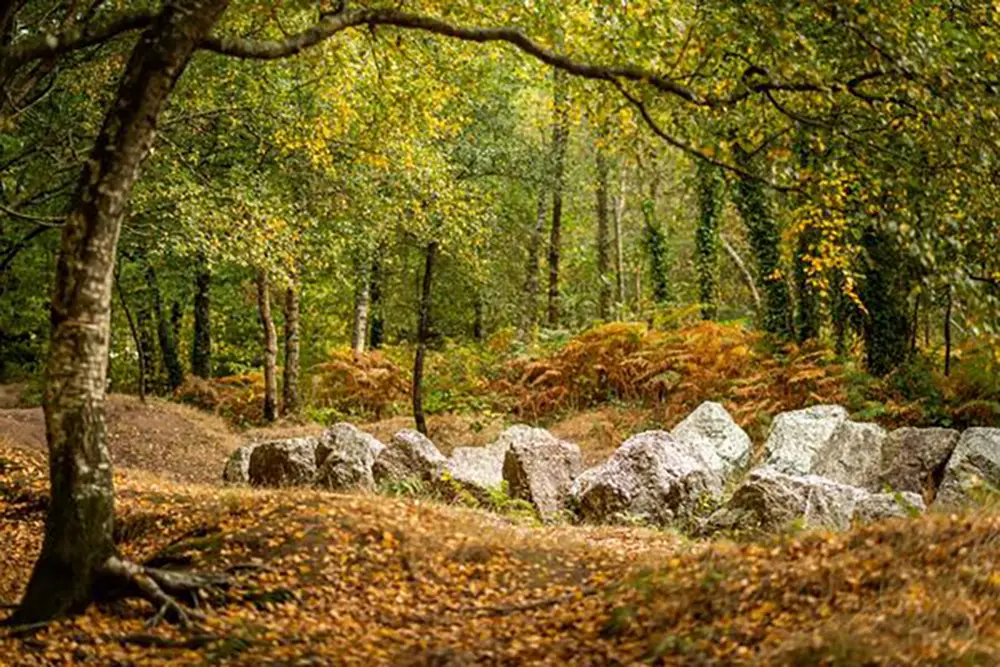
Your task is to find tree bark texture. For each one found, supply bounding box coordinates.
[8,0,231,626]
[352,257,371,358]
[257,268,278,423]
[595,141,612,321]
[547,68,568,328]
[282,280,300,415]
[412,241,437,436]
[191,260,211,378]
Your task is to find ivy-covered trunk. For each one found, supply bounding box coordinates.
[643,176,670,307]
[6,0,230,626]
[191,260,211,378]
[860,226,912,376]
[368,250,384,349]
[731,148,794,339]
[412,241,437,436]
[547,68,569,328]
[282,279,300,415]
[595,141,612,321]
[695,161,723,320]
[794,227,822,344]
[521,194,546,336]
[257,268,278,423]
[146,265,184,390]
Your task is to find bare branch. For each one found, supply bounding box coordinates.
[0,202,65,226]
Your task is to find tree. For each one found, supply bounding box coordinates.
[282,278,300,415]
[695,161,723,320]
[191,257,212,378]
[412,241,438,436]
[257,268,278,423]
[595,137,612,320]
[547,68,569,328]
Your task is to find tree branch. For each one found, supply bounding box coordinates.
[0,10,157,71]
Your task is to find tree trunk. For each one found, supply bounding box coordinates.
[146,264,184,391]
[860,226,912,377]
[695,161,723,321]
[944,286,953,376]
[612,170,626,313]
[547,68,569,328]
[351,257,370,358]
[731,146,794,339]
[642,175,669,307]
[595,140,612,321]
[115,271,146,403]
[473,291,484,341]
[257,268,278,423]
[7,0,230,626]
[412,241,437,436]
[368,251,384,349]
[282,279,300,415]
[191,260,211,378]
[795,228,821,344]
[521,194,546,337]
[720,235,761,313]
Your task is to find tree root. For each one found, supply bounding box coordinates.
[101,556,230,628]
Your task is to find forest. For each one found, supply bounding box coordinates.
[1,1,999,664]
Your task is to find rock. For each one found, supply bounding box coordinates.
[445,442,509,501]
[314,423,384,491]
[222,443,259,484]
[501,427,583,521]
[935,428,1000,506]
[373,429,447,485]
[761,404,849,475]
[570,431,721,526]
[811,420,887,488]
[876,427,960,497]
[703,468,924,534]
[248,437,319,487]
[316,422,384,466]
[670,401,751,474]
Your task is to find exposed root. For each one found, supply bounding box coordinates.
[101,556,230,628]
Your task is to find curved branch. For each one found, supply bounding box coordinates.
[201,9,711,106]
[609,79,803,194]
[0,10,157,71]
[0,202,65,225]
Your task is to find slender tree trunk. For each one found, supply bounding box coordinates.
[595,140,612,321]
[521,194,546,336]
[412,241,437,436]
[257,268,278,423]
[944,286,953,376]
[351,258,370,358]
[795,228,822,344]
[136,293,158,395]
[860,226,912,376]
[146,264,184,391]
[547,68,569,328]
[642,175,670,307]
[695,161,723,321]
[7,0,230,626]
[368,250,384,349]
[612,170,626,313]
[720,235,761,313]
[191,260,211,378]
[115,272,146,403]
[282,278,300,415]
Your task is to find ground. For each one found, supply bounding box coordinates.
[1,391,998,665]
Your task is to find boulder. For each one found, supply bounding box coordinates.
[811,420,887,488]
[248,437,319,487]
[501,427,583,521]
[570,431,721,526]
[703,468,924,534]
[876,427,960,497]
[670,401,751,474]
[316,422,384,466]
[935,428,1000,506]
[445,442,509,501]
[222,443,259,484]
[373,429,447,485]
[761,404,849,475]
[314,423,384,491]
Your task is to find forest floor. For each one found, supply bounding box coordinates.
[1,390,999,665]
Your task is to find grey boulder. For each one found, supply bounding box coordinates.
[314,423,384,491]
[373,429,447,485]
[222,443,259,484]
[248,437,319,488]
[501,427,583,521]
[670,401,751,474]
[876,427,960,497]
[811,420,887,488]
[703,468,924,534]
[570,431,721,526]
[761,404,849,475]
[935,428,1000,506]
